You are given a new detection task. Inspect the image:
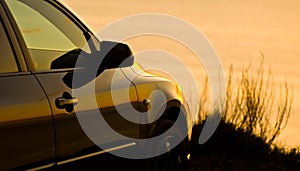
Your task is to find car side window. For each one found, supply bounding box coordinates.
[5,0,92,71]
[0,18,18,73]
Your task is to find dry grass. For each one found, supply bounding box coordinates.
[189,58,298,170]
[197,58,293,146]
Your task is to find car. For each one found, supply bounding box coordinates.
[0,0,193,170]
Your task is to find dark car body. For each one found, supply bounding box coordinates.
[0,0,192,170]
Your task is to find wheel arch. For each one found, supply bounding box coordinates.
[155,99,192,142]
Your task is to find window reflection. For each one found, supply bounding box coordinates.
[6,0,92,71]
[0,18,18,73]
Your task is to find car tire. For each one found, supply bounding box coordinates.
[146,120,188,171]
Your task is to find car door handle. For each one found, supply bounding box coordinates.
[55,92,78,113]
[56,97,78,107]
[55,97,78,109]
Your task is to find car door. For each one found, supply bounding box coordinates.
[4,0,140,166]
[0,4,55,170]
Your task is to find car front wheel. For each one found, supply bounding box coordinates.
[146,120,189,171]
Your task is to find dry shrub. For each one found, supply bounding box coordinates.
[199,58,293,145]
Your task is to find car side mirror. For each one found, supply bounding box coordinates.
[61,41,134,89]
[99,41,134,69]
